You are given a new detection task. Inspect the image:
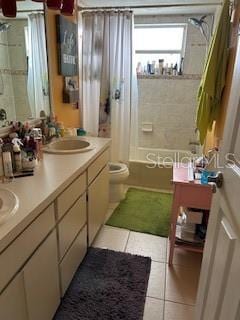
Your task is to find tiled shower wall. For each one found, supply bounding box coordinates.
[138,77,201,150]
[0,19,31,123]
[135,15,211,151]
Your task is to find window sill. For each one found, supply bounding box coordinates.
[137,74,202,80]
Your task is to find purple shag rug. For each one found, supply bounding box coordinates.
[54,247,151,320]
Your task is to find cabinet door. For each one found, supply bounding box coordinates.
[88,165,109,245]
[24,230,60,320]
[58,193,87,260]
[60,225,87,296]
[0,272,28,320]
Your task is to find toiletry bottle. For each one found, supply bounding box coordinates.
[13,142,22,172]
[2,144,13,179]
[147,61,151,74]
[165,63,169,75]
[178,57,184,75]
[158,59,164,75]
[150,61,156,74]
[173,63,178,76]
[136,62,142,75]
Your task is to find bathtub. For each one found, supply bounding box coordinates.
[127,147,200,190]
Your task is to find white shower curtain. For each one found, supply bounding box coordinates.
[82,11,136,162]
[27,13,50,118]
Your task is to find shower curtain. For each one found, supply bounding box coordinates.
[27,13,50,118]
[82,10,138,162]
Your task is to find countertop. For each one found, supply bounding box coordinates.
[0,137,111,253]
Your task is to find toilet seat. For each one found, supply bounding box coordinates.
[109,163,129,182]
[109,162,128,174]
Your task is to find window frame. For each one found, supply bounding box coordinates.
[134,23,187,63]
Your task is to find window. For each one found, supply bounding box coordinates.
[134,24,186,73]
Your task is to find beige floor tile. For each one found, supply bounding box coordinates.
[92,225,129,252]
[165,264,200,305]
[147,262,166,300]
[167,243,203,270]
[125,232,167,262]
[143,297,164,320]
[164,301,195,320]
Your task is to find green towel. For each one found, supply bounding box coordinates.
[196,0,231,144]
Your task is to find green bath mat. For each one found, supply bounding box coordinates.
[106,188,172,238]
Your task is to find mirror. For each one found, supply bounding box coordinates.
[0,0,51,126]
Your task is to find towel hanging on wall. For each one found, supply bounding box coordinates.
[196,0,231,145]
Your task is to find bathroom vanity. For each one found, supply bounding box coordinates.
[0,137,110,320]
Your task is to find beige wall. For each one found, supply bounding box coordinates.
[45,8,80,128]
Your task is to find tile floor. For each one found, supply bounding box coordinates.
[93,201,202,320]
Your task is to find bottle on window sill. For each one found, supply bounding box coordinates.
[151,61,156,74]
[178,57,184,76]
[147,61,151,74]
[158,59,164,75]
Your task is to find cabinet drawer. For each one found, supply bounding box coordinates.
[60,225,87,296]
[0,204,55,293]
[88,149,109,185]
[58,193,87,260]
[57,172,87,219]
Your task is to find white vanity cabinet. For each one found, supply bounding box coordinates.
[0,205,60,320]
[0,145,110,318]
[88,150,109,245]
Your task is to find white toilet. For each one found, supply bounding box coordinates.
[109,162,129,202]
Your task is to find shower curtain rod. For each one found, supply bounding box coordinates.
[78,2,222,11]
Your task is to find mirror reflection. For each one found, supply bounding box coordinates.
[0,1,50,126]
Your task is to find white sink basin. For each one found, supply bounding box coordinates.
[0,189,19,225]
[43,137,95,154]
